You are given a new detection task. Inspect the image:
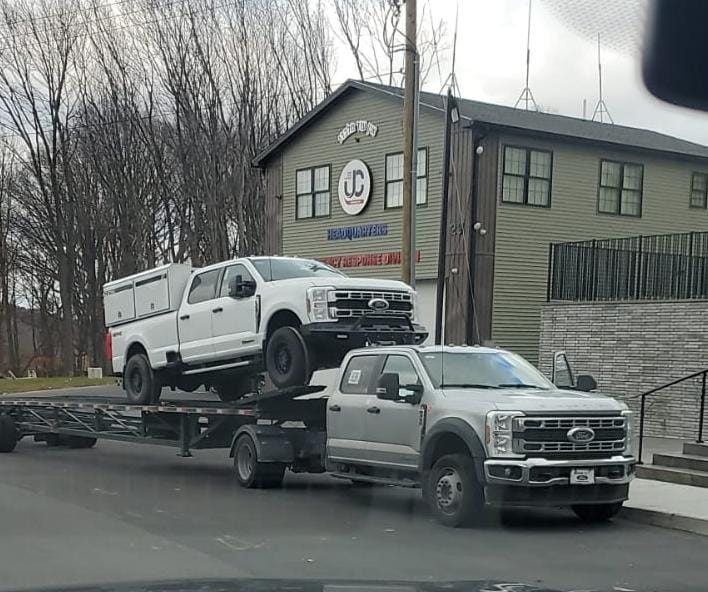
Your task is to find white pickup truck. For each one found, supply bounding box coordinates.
[104,256,426,404]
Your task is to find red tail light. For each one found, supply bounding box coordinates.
[105,331,113,361]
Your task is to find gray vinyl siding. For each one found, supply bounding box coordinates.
[492,132,708,364]
[279,88,444,280]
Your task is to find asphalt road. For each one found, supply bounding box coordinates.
[1,387,708,592]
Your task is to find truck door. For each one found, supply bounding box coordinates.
[326,353,382,465]
[363,353,424,470]
[178,268,222,363]
[211,263,259,361]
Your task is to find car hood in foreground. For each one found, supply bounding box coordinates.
[3,579,564,592]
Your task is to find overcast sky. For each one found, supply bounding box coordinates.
[332,0,708,147]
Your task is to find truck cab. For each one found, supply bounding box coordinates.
[323,345,634,527]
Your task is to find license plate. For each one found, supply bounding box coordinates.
[570,468,595,485]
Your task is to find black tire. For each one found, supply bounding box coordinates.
[265,326,312,389]
[66,436,97,449]
[0,415,18,453]
[214,379,252,402]
[124,353,161,404]
[572,502,623,522]
[233,434,286,489]
[425,453,484,527]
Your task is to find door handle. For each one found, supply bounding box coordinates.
[179,314,190,320]
[367,406,381,414]
[329,404,341,412]
[212,307,223,313]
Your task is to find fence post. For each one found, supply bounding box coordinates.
[634,235,643,299]
[688,231,695,298]
[590,239,598,300]
[638,393,646,464]
[699,371,706,444]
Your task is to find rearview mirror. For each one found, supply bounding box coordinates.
[376,373,400,400]
[576,374,598,393]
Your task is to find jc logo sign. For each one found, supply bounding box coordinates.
[338,159,371,216]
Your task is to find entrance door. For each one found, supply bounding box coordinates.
[211,263,259,361]
[364,353,424,470]
[178,268,221,363]
[326,353,382,465]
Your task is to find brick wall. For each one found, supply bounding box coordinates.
[539,300,708,439]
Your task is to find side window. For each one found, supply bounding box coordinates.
[340,355,379,395]
[382,355,421,394]
[187,269,221,304]
[552,352,575,389]
[219,264,254,297]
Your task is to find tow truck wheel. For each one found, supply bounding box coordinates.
[233,434,286,489]
[426,453,483,527]
[571,502,623,522]
[0,415,18,453]
[124,353,161,405]
[265,326,312,389]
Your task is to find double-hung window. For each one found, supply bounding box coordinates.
[296,166,330,219]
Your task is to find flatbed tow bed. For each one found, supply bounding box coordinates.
[0,387,327,462]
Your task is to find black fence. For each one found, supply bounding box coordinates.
[547,231,708,302]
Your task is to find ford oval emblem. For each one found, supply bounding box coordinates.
[368,297,389,311]
[567,427,595,444]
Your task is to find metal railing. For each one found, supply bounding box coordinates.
[547,231,708,302]
[637,369,708,463]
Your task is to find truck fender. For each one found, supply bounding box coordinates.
[122,337,153,369]
[419,418,487,483]
[229,424,295,464]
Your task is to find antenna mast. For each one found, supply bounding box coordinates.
[592,33,614,123]
[514,0,538,111]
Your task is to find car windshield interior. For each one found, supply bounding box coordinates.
[250,258,344,281]
[418,351,553,390]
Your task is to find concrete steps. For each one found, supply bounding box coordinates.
[636,442,708,488]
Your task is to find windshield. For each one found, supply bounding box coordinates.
[250,258,345,281]
[418,351,554,390]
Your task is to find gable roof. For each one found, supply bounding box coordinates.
[253,79,708,167]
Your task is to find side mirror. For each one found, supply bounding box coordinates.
[376,373,400,400]
[575,374,597,393]
[229,275,257,298]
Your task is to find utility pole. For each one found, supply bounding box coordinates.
[401,0,417,285]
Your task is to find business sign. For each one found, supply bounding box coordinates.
[338,159,371,216]
[337,120,378,144]
[321,250,421,269]
[327,223,388,241]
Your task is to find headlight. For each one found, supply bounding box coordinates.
[306,287,334,322]
[409,290,418,322]
[622,409,634,456]
[485,411,524,458]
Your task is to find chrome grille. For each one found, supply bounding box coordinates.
[513,415,627,456]
[331,290,413,319]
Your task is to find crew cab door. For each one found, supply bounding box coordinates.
[211,263,259,361]
[326,353,382,465]
[178,268,222,363]
[363,353,425,470]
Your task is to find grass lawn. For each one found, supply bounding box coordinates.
[0,376,115,394]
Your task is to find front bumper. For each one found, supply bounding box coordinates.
[484,455,635,487]
[483,456,634,507]
[301,317,427,351]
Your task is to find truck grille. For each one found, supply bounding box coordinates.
[331,290,413,319]
[512,416,627,457]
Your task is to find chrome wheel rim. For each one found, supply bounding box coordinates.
[436,468,463,515]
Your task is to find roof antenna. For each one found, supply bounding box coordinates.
[592,33,614,124]
[514,0,538,111]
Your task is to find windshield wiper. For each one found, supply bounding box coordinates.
[495,383,549,390]
[440,383,501,389]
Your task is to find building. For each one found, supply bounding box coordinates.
[254,80,708,364]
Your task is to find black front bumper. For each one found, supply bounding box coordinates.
[485,483,630,507]
[300,316,427,364]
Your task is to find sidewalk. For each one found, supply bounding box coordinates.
[621,437,708,536]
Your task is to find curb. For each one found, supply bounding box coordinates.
[621,506,708,537]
